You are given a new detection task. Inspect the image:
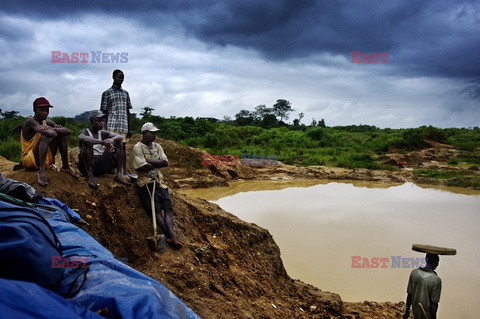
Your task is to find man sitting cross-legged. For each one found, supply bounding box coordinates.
[77,110,130,188]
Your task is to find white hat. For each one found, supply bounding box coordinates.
[141,122,160,133]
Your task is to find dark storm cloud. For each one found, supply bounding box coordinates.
[4,0,479,84]
[180,0,480,82]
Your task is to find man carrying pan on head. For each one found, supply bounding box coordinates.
[403,253,441,319]
[77,110,130,188]
[20,97,78,187]
[132,122,182,249]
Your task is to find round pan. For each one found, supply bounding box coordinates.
[412,244,457,255]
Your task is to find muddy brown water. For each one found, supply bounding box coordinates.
[183,180,480,319]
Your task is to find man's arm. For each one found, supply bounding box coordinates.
[78,129,101,145]
[126,92,132,138]
[146,158,168,168]
[146,144,168,168]
[102,131,123,144]
[78,130,122,148]
[126,108,131,138]
[100,91,109,127]
[429,302,438,319]
[100,91,109,113]
[135,159,167,172]
[22,118,57,140]
[403,293,412,319]
[46,120,71,136]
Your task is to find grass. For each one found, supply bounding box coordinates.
[1,117,479,176]
[0,138,21,163]
[414,168,469,180]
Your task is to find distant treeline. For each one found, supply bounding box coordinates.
[1,111,479,170]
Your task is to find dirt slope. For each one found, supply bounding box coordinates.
[1,136,421,318]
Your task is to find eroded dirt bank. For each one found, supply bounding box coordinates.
[2,136,473,318]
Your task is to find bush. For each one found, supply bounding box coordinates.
[402,129,429,150]
[0,138,21,162]
[204,132,219,148]
[306,128,324,141]
[451,141,477,152]
[422,126,447,143]
[337,153,381,169]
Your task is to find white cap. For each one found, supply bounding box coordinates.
[141,122,160,133]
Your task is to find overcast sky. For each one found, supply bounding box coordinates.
[0,0,478,128]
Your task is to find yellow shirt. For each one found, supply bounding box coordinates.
[20,120,54,170]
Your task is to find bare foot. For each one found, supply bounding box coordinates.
[38,170,48,187]
[61,167,79,179]
[114,173,130,185]
[166,238,183,249]
[87,175,97,189]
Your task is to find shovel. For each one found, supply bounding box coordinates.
[418,303,429,319]
[146,181,166,252]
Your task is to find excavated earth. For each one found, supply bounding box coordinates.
[1,135,477,318]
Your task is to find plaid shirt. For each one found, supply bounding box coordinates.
[100,84,132,133]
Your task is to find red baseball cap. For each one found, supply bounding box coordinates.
[33,97,53,108]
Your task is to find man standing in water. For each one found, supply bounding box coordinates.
[20,97,78,186]
[132,122,182,249]
[403,253,441,319]
[100,69,132,178]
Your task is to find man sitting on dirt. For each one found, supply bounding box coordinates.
[77,110,130,188]
[403,253,441,319]
[132,122,182,249]
[20,97,78,187]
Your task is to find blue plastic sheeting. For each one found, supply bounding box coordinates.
[39,197,82,222]
[0,278,104,319]
[0,198,200,319]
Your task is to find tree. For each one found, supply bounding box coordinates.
[72,111,90,122]
[253,104,274,122]
[297,112,304,125]
[318,119,326,128]
[0,109,19,119]
[140,107,155,119]
[272,99,294,122]
[261,114,278,128]
[234,109,254,126]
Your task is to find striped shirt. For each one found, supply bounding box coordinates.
[100,84,132,133]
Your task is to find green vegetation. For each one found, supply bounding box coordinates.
[1,110,479,179]
[414,169,469,180]
[414,168,480,189]
[0,138,21,163]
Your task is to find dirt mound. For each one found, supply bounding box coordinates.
[1,137,410,318]
[379,142,460,169]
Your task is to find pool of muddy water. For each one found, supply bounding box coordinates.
[182,180,480,318]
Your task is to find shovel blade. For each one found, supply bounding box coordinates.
[147,234,166,253]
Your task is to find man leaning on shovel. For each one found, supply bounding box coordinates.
[132,122,182,250]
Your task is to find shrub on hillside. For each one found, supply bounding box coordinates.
[402,129,430,150]
[306,127,324,141]
[0,138,21,162]
[421,126,447,143]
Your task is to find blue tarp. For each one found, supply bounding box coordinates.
[0,197,200,319]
